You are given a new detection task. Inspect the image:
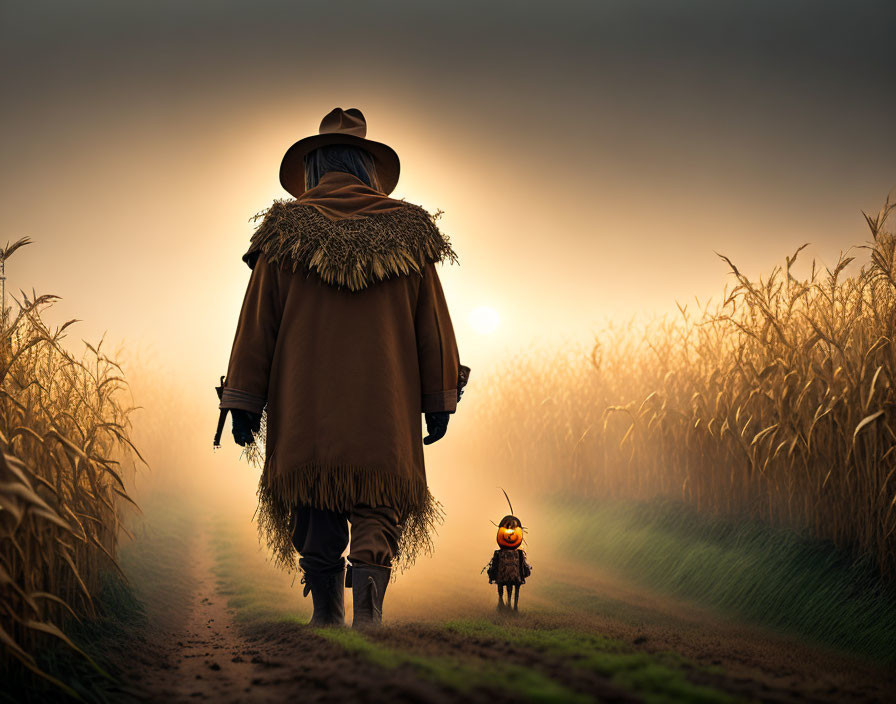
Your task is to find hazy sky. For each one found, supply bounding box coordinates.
[1,0,894,390]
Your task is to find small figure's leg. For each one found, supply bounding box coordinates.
[513,584,520,611]
[497,584,504,609]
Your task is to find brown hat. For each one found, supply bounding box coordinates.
[279,108,401,198]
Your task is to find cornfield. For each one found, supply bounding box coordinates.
[473,194,896,578]
[0,247,143,694]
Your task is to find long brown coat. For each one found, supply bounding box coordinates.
[220,171,466,571]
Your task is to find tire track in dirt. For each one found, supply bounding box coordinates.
[119,526,276,702]
[155,529,259,701]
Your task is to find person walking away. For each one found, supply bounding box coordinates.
[218,107,470,628]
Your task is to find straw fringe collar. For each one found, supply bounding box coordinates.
[243,200,457,290]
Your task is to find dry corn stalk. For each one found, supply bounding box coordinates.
[0,288,143,690]
[472,193,896,578]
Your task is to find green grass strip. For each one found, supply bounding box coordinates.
[208,511,736,703]
[208,520,304,624]
[318,627,591,704]
[209,517,589,702]
[553,497,896,664]
[445,620,735,704]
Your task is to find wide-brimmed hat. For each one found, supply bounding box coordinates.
[279,107,401,198]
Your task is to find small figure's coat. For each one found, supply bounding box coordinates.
[220,170,467,572]
[487,548,532,585]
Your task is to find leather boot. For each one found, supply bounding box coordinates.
[301,566,345,627]
[351,564,390,628]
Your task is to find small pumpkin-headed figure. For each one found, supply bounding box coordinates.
[485,492,532,611]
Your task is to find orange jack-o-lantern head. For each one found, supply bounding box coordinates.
[496,514,523,549]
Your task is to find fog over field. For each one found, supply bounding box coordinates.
[3,2,896,701]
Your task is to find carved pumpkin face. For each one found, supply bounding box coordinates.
[496,515,523,549]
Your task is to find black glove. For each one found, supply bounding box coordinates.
[423,411,450,445]
[231,409,262,447]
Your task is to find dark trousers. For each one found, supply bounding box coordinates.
[291,503,400,573]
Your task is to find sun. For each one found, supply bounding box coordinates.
[469,306,501,334]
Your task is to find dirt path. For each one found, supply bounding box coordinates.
[113,518,896,704]
[142,529,260,701]
[116,529,273,702]
[117,526,522,704]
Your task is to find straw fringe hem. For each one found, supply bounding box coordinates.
[254,458,444,578]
